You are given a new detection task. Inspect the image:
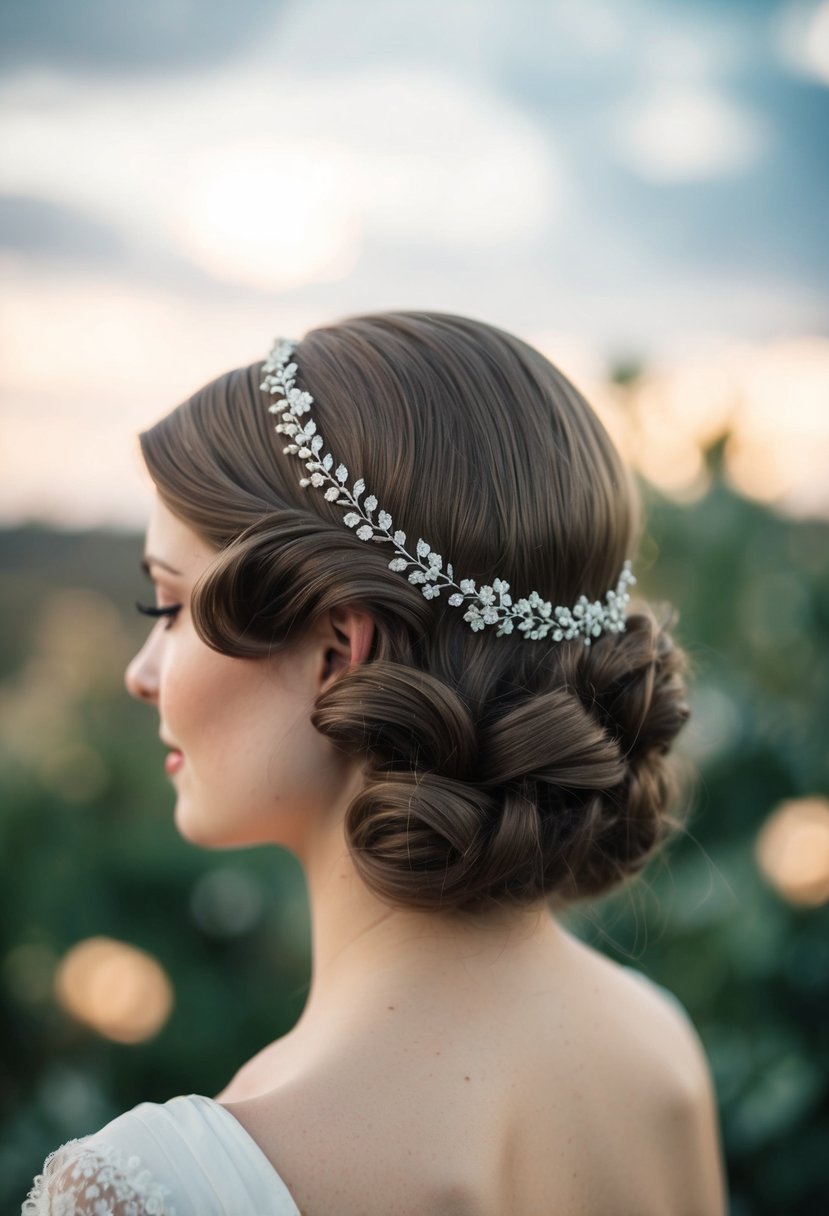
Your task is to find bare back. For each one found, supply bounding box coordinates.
[217,930,726,1216]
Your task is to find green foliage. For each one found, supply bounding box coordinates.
[1,461,828,1213]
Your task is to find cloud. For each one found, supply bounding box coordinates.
[775,0,829,86]
[611,86,769,182]
[295,68,559,249]
[0,0,283,76]
[0,62,560,289]
[0,194,126,262]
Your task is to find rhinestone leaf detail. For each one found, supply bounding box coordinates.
[261,338,635,643]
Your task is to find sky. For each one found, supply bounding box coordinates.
[1,0,827,526]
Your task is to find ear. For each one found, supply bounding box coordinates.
[317,604,376,690]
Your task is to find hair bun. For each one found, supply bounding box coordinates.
[307,606,690,913]
[312,662,478,782]
[576,609,690,762]
[478,689,626,790]
[346,770,502,910]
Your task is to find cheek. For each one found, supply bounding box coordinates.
[161,643,281,765]
[158,641,339,840]
[159,636,227,745]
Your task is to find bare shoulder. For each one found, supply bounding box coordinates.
[564,929,710,1069]
[564,933,728,1213]
[218,933,728,1215]
[633,981,727,1216]
[620,959,725,1162]
[214,1034,297,1103]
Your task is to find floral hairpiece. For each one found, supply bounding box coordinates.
[260,339,635,643]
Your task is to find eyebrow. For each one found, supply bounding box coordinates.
[141,556,183,577]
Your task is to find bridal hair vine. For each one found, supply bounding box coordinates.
[261,339,635,643]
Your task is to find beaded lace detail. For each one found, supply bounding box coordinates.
[22,1136,176,1216]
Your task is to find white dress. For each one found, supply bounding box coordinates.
[21,1094,300,1215]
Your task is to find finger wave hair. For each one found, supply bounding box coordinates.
[140,311,691,914]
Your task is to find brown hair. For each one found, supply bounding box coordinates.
[141,311,690,913]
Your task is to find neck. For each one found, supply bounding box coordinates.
[290,803,570,1049]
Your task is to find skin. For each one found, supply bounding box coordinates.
[126,495,728,1215]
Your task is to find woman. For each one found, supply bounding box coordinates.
[24,312,727,1214]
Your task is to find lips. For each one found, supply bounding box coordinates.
[160,733,184,776]
[164,749,184,776]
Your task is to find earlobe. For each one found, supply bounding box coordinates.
[320,606,376,688]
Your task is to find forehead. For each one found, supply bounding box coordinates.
[144,495,216,577]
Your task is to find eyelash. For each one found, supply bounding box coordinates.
[135,601,182,630]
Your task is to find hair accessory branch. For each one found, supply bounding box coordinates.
[261,338,635,643]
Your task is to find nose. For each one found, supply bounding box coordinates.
[125,633,160,704]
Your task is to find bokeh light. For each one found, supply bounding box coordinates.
[725,337,829,518]
[189,866,265,938]
[55,937,174,1044]
[755,797,829,907]
[613,337,829,516]
[3,942,58,1006]
[0,589,132,764]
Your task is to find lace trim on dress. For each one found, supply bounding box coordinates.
[22,1135,177,1216]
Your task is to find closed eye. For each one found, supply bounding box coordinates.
[135,601,182,629]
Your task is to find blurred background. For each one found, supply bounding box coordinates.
[1,1,828,1212]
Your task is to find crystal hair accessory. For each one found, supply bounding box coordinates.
[261,339,635,643]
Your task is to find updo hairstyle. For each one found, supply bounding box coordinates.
[140,312,690,914]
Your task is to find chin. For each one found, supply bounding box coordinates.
[172,799,233,849]
[171,797,299,852]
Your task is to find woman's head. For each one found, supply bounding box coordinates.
[130,311,690,912]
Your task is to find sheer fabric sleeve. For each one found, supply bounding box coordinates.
[20,1094,301,1215]
[21,1135,177,1216]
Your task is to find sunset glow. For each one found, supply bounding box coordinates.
[172,144,361,291]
